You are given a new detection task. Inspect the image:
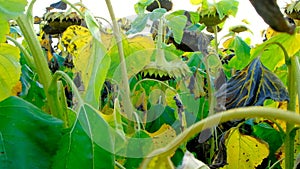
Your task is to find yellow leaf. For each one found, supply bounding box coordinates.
[131,89,147,114]
[221,128,269,169]
[61,25,108,96]
[190,0,203,5]
[147,124,176,150]
[265,27,279,40]
[128,34,155,50]
[149,89,166,106]
[141,155,175,169]
[0,16,9,42]
[99,105,114,124]
[222,37,234,49]
[0,43,21,101]
[165,88,177,109]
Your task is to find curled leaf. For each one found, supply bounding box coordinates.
[216,58,289,110]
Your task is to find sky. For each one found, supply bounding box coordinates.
[32,0,292,45]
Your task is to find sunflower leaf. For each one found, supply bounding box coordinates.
[216,57,289,109]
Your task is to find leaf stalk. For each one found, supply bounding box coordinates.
[141,106,300,168]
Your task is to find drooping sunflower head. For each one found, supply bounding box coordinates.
[198,5,227,26]
[43,11,82,35]
[285,1,300,20]
[141,59,191,80]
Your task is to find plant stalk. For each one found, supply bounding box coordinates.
[16,14,52,92]
[105,0,134,126]
[140,106,300,168]
[156,18,168,66]
[295,56,300,114]
[213,25,219,53]
[16,14,62,117]
[285,55,297,169]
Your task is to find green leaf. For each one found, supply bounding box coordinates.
[126,13,149,35]
[84,39,110,108]
[187,52,205,69]
[227,36,251,70]
[20,64,46,109]
[216,58,289,109]
[252,122,283,154]
[149,8,166,21]
[251,33,300,70]
[146,105,176,133]
[124,130,153,169]
[0,16,9,42]
[0,96,63,169]
[189,11,200,24]
[134,0,154,14]
[0,43,21,102]
[215,0,239,19]
[84,10,102,42]
[166,15,187,44]
[52,103,114,169]
[0,0,27,19]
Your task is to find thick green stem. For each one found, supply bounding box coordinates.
[105,0,134,125]
[52,71,84,107]
[295,56,300,114]
[48,74,69,127]
[16,15,51,92]
[16,14,62,116]
[140,106,300,168]
[204,56,216,164]
[261,42,297,168]
[285,55,297,169]
[213,25,219,53]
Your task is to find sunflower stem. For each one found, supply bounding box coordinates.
[285,55,297,169]
[16,14,63,118]
[140,107,300,168]
[156,18,168,66]
[213,25,219,53]
[105,0,135,133]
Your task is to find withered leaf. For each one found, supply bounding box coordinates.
[216,57,289,110]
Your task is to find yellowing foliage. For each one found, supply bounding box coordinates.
[221,128,269,169]
[0,43,21,102]
[190,0,203,5]
[147,124,177,150]
[144,155,174,169]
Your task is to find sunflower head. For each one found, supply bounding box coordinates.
[141,60,191,81]
[285,1,300,20]
[197,5,227,26]
[43,12,82,34]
